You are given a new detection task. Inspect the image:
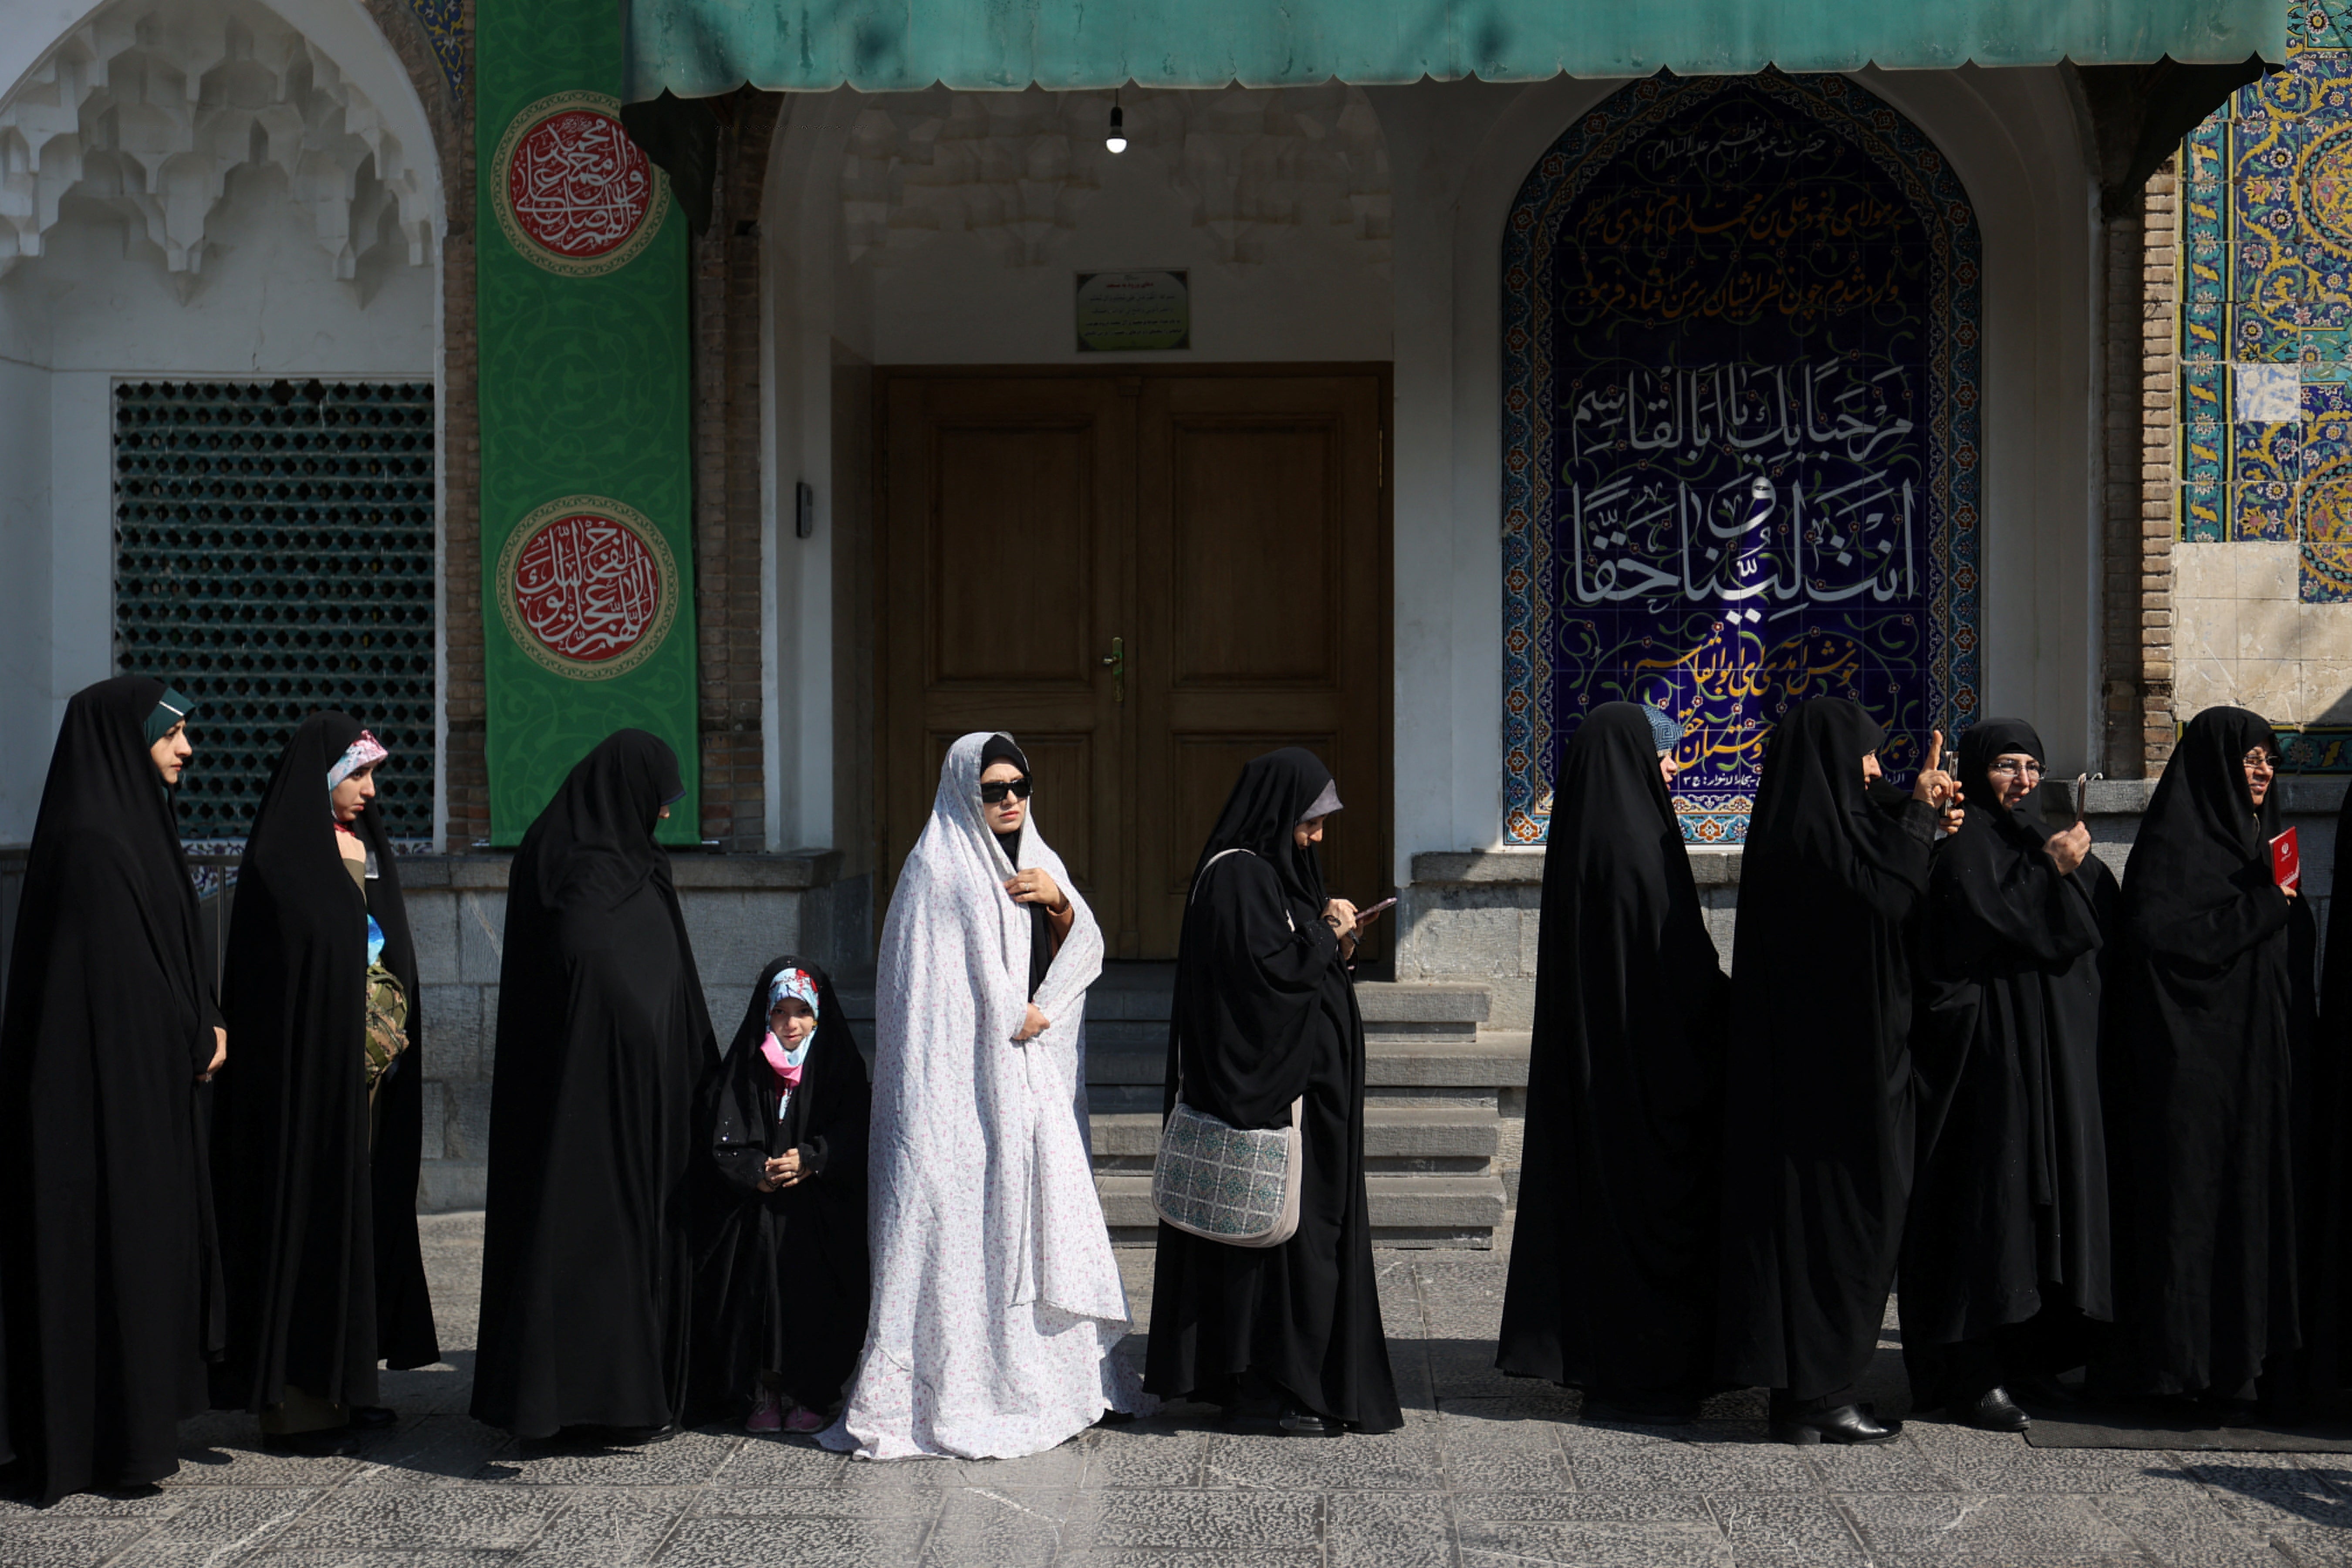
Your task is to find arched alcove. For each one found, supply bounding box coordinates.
[1500,70,1984,845]
[0,0,443,841]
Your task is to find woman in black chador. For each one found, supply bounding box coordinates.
[1496,703,1729,1419]
[1144,747,1400,1435]
[1716,697,1960,1445]
[471,731,716,1440]
[2098,706,2306,1417]
[1902,720,2115,1432]
[689,957,870,1433]
[211,713,438,1452]
[0,676,226,1503]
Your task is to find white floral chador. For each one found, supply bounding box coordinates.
[822,732,1150,1459]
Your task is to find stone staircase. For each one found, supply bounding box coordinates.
[841,964,1524,1247]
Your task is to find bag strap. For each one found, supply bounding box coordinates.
[1190,845,1253,903]
[1173,848,1254,1102]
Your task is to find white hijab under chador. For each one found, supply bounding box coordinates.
[822,732,1151,1460]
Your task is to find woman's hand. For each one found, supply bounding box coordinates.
[1004,868,1068,912]
[758,1149,804,1192]
[2043,822,2092,875]
[200,1026,226,1082]
[1014,1004,1050,1042]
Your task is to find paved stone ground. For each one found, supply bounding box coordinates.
[6,1213,2352,1566]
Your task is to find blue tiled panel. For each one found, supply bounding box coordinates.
[2175,2,2352,591]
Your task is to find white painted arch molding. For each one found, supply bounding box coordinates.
[0,0,436,281]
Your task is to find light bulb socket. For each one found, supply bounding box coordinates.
[1106,102,1127,153]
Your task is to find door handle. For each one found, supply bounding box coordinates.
[1100,636,1124,705]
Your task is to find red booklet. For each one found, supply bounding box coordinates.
[2272,826,2301,889]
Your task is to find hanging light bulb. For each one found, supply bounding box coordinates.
[1106,97,1127,155]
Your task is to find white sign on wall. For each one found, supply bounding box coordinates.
[1075,270,1190,352]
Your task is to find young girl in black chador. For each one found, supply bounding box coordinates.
[692,957,872,1433]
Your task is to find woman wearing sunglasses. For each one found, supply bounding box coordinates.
[824,733,1149,1460]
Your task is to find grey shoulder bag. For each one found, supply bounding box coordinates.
[1149,847,1306,1248]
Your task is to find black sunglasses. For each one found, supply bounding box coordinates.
[980,777,1034,804]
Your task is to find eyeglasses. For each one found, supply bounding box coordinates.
[2243,750,2281,771]
[1984,758,2044,777]
[979,777,1034,804]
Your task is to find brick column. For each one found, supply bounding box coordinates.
[2102,158,2177,778]
[2140,161,2179,773]
[692,92,785,849]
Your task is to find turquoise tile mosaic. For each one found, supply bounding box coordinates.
[2179,0,2352,605]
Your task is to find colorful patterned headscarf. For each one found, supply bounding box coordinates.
[328,730,389,790]
[767,966,821,1020]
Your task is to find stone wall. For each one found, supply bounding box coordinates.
[393,852,843,1209]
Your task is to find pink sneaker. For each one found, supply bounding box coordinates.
[782,1404,827,1434]
[745,1391,783,1433]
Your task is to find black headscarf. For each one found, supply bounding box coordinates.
[977,733,1054,999]
[1717,696,1936,1401]
[687,956,872,1418]
[2102,704,2307,1400]
[0,675,223,1503]
[1901,717,2116,1401]
[1497,703,1730,1403]
[211,713,438,1422]
[472,730,716,1438]
[1190,745,1333,915]
[1744,697,1922,889]
[524,727,685,913]
[2118,706,2284,956]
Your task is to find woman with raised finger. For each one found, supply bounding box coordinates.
[1716,699,1961,1446]
[1901,720,2115,1431]
[824,733,1147,1460]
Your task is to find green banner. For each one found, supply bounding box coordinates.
[477,0,697,845]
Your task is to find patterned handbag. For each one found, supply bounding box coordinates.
[1149,848,1306,1248]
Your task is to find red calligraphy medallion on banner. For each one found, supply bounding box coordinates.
[491,91,668,277]
[496,496,680,679]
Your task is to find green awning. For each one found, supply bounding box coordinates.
[623,0,2283,102]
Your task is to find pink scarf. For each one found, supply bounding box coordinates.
[759,1031,806,1095]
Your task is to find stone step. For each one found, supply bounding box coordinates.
[1084,1034,1530,1088]
[1094,1172,1507,1232]
[1089,1104,1500,1160]
[837,977,1491,1030]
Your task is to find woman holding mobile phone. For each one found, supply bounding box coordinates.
[1144,747,1401,1436]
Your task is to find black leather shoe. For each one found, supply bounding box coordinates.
[1951,1386,2031,1432]
[349,1405,398,1430]
[1277,1404,1341,1436]
[1768,1404,1902,1446]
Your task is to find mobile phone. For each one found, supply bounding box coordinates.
[1357,896,1398,920]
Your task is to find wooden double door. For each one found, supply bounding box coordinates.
[879,366,1392,959]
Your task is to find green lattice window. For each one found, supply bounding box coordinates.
[112,379,436,843]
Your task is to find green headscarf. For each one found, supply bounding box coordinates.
[142,685,198,747]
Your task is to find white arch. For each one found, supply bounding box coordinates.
[0,0,445,278]
[0,0,447,843]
